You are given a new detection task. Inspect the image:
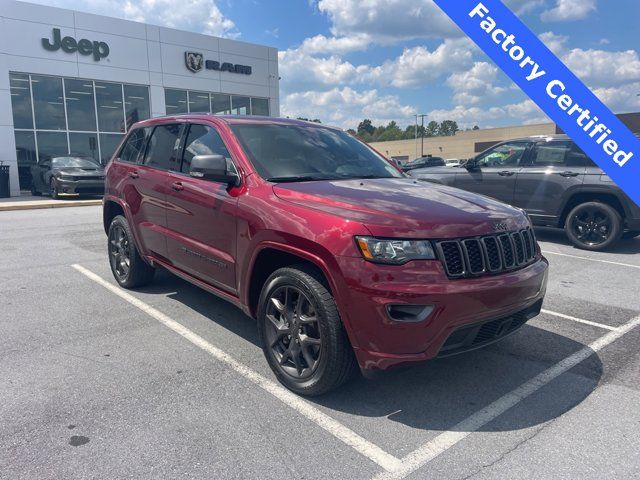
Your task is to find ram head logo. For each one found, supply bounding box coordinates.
[185,52,204,73]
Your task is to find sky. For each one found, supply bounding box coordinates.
[28,0,640,130]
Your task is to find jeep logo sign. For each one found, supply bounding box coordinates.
[42,28,110,61]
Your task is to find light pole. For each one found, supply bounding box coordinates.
[414,115,418,160]
[417,114,428,157]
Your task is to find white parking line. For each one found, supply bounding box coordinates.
[540,308,620,331]
[542,250,640,270]
[372,313,640,480]
[71,264,401,472]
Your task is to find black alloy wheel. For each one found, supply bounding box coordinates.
[109,223,131,282]
[257,265,357,396]
[107,215,155,288]
[50,178,60,200]
[565,202,622,251]
[265,285,322,380]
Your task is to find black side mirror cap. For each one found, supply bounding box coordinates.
[190,154,239,186]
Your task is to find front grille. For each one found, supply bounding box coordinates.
[73,176,104,181]
[435,228,537,279]
[437,299,543,357]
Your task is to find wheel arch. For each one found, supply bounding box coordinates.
[559,190,626,228]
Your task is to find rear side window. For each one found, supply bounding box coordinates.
[119,127,151,163]
[181,124,232,174]
[143,124,183,171]
[533,141,572,167]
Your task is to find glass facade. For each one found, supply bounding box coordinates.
[164,88,270,116]
[9,72,151,188]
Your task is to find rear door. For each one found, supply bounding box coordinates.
[454,141,531,204]
[119,123,183,258]
[165,123,239,293]
[514,141,587,222]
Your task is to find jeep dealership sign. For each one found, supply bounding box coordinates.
[42,28,110,61]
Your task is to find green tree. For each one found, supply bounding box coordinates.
[439,120,459,136]
[377,121,404,141]
[472,125,480,130]
[357,119,375,136]
[425,120,439,137]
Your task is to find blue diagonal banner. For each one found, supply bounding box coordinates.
[433,0,640,207]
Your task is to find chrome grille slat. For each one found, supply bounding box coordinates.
[436,228,537,279]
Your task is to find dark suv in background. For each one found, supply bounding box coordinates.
[408,135,640,250]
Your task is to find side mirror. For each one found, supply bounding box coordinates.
[464,158,479,170]
[190,155,239,186]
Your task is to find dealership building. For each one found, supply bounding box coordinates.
[0,0,280,196]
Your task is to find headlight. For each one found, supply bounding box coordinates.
[355,236,436,264]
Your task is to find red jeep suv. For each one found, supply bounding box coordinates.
[103,115,548,395]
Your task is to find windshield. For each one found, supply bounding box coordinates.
[52,157,100,168]
[231,124,403,182]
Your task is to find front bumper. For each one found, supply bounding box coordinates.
[335,255,549,370]
[55,179,105,196]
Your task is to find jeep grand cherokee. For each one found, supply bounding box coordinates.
[103,115,548,396]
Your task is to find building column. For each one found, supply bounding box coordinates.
[0,53,20,196]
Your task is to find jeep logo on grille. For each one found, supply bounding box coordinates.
[494,222,509,232]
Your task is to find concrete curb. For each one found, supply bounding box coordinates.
[0,199,102,212]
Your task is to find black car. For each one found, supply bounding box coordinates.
[408,135,640,250]
[30,156,105,199]
[401,155,446,172]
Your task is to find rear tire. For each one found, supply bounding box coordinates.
[564,202,622,251]
[257,265,357,396]
[108,215,155,288]
[30,182,41,196]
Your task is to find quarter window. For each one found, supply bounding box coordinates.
[476,142,528,167]
[181,124,232,174]
[144,124,183,170]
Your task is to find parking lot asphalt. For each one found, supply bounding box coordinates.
[1,206,639,479]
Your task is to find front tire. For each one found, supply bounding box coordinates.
[564,202,622,251]
[257,265,357,396]
[50,179,60,200]
[108,215,155,288]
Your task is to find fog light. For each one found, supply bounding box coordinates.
[386,304,434,323]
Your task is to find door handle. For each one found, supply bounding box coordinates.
[171,181,184,192]
[128,171,139,179]
[559,171,579,177]
[498,170,515,177]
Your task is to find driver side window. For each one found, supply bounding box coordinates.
[476,142,528,168]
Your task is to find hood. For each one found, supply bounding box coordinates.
[273,178,529,238]
[54,167,104,176]
[407,166,459,176]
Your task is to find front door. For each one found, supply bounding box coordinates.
[455,141,531,205]
[165,123,239,294]
[514,141,587,222]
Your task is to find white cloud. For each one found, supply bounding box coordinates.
[428,99,549,129]
[299,34,372,55]
[363,39,475,88]
[29,0,239,37]
[539,31,569,55]
[592,82,640,113]
[281,87,416,129]
[564,48,640,86]
[541,0,597,22]
[446,62,507,105]
[279,38,474,93]
[316,0,459,42]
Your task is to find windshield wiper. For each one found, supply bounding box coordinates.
[266,175,331,183]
